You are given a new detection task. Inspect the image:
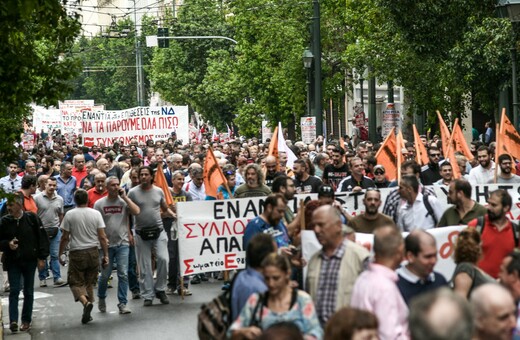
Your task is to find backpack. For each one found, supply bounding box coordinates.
[423,193,438,226]
[475,216,520,245]
[197,273,239,340]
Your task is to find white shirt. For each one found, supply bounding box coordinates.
[0,175,22,193]
[468,162,495,185]
[397,192,443,232]
[183,181,206,201]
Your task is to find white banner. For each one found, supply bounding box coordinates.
[301,117,316,144]
[59,100,96,135]
[177,184,520,275]
[302,226,464,284]
[31,105,62,133]
[81,106,189,146]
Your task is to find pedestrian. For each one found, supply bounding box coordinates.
[58,189,109,324]
[127,166,175,306]
[94,176,140,314]
[0,193,49,332]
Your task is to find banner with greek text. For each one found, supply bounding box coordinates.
[31,105,62,133]
[81,106,189,147]
[59,100,96,135]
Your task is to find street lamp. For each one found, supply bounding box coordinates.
[497,0,520,129]
[303,49,313,117]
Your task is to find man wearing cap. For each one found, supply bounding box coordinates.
[373,165,390,188]
[348,188,395,233]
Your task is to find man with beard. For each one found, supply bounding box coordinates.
[437,179,487,227]
[433,162,454,186]
[468,189,518,278]
[243,194,290,249]
[264,155,285,189]
[337,157,374,193]
[348,188,395,233]
[468,146,495,185]
[235,163,271,198]
[420,146,443,185]
[293,159,322,194]
[322,146,349,191]
[0,162,22,193]
[490,154,520,184]
[396,230,448,306]
[38,156,58,178]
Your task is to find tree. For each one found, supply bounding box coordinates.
[0,0,81,163]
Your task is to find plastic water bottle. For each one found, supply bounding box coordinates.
[60,253,68,267]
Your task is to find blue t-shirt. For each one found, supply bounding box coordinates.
[243,216,290,249]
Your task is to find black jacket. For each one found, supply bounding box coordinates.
[0,212,50,269]
[420,163,442,186]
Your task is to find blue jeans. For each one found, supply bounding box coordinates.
[97,245,130,305]
[39,229,61,281]
[8,261,37,323]
[128,245,139,293]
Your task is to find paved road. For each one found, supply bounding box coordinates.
[1,270,222,340]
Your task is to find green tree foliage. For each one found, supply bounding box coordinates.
[0,0,81,162]
[68,18,149,110]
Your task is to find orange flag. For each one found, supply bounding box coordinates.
[267,125,280,172]
[203,147,228,199]
[450,120,474,161]
[413,124,429,166]
[154,163,174,206]
[436,111,451,158]
[375,127,398,181]
[396,129,405,183]
[445,119,462,179]
[339,137,346,151]
[499,109,520,161]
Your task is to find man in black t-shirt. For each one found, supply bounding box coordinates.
[293,159,322,194]
[322,146,349,191]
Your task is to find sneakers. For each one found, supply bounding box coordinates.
[20,322,31,332]
[143,299,153,307]
[155,291,170,304]
[40,279,47,288]
[98,298,106,312]
[166,287,176,295]
[54,278,68,287]
[173,287,193,296]
[81,302,94,324]
[10,321,18,333]
[132,290,141,299]
[118,303,131,314]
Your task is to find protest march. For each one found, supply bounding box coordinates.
[4,102,520,339]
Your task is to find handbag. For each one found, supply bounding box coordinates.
[138,226,162,240]
[45,227,59,239]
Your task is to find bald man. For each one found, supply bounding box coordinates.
[307,205,369,326]
[264,155,285,189]
[471,284,516,340]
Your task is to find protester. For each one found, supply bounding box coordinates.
[437,179,487,227]
[492,154,520,184]
[433,162,453,186]
[0,162,22,193]
[59,189,109,324]
[470,284,517,340]
[468,146,495,185]
[229,253,323,339]
[235,163,271,198]
[451,228,494,298]
[420,147,443,185]
[397,230,448,306]
[351,225,408,340]
[322,146,348,191]
[336,157,374,193]
[348,188,395,233]
[307,205,369,325]
[408,288,473,340]
[0,193,49,333]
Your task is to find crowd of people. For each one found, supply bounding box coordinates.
[0,128,519,339]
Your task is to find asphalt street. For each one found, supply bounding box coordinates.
[1,269,222,340]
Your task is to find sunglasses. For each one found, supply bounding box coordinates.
[225,170,235,176]
[430,153,441,158]
[320,186,333,193]
[366,187,381,193]
[374,171,385,175]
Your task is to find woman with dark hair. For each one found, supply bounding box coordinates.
[324,307,378,340]
[451,228,494,298]
[229,254,322,339]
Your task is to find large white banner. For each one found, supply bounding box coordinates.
[81,106,189,146]
[31,105,62,133]
[59,100,96,135]
[177,184,520,275]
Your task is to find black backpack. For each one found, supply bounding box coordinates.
[423,193,438,226]
[197,273,239,340]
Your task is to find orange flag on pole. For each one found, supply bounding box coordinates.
[154,163,174,206]
[445,119,462,179]
[450,120,474,161]
[413,124,429,166]
[203,147,229,199]
[436,111,451,158]
[396,129,405,183]
[375,127,398,181]
[499,109,520,161]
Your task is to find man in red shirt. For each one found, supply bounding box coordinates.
[468,189,517,278]
[71,154,87,187]
[87,173,108,208]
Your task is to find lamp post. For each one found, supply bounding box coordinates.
[497,0,520,129]
[303,49,313,118]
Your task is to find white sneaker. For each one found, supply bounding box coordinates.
[40,280,47,288]
[118,303,131,314]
